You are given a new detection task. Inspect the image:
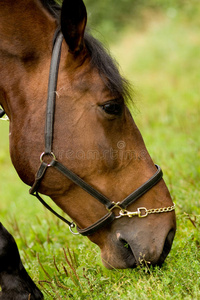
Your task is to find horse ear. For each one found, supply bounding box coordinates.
[61,0,87,53]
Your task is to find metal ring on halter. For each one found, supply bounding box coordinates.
[40,152,56,166]
[69,223,80,235]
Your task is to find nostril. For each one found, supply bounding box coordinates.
[117,235,137,266]
[120,238,131,252]
[118,236,131,251]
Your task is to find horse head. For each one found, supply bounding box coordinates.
[0,0,176,269]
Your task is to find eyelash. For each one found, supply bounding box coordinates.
[101,101,123,116]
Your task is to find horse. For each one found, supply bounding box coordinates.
[0,223,43,300]
[0,0,176,269]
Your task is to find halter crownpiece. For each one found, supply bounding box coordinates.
[30,29,175,236]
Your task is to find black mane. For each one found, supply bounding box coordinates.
[40,0,61,19]
[84,32,131,102]
[40,0,132,102]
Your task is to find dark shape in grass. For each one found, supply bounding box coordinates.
[0,223,43,300]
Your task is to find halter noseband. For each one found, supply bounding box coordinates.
[27,30,175,236]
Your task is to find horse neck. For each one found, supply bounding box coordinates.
[0,0,56,119]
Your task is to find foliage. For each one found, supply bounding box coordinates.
[1,3,200,300]
[57,0,200,39]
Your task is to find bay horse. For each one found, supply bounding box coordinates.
[0,0,176,269]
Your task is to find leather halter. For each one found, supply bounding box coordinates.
[28,30,174,236]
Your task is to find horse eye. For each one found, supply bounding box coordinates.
[101,101,123,116]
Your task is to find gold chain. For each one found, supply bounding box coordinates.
[117,203,175,219]
[147,204,176,215]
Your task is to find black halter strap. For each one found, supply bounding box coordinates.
[45,29,63,154]
[30,30,163,236]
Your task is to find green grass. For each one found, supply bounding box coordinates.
[0,6,200,300]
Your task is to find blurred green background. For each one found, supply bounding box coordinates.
[84,0,200,39]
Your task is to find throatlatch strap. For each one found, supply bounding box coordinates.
[29,162,49,195]
[32,192,72,227]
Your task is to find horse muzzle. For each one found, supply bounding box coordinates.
[99,212,176,269]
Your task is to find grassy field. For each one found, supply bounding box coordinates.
[0,5,200,300]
